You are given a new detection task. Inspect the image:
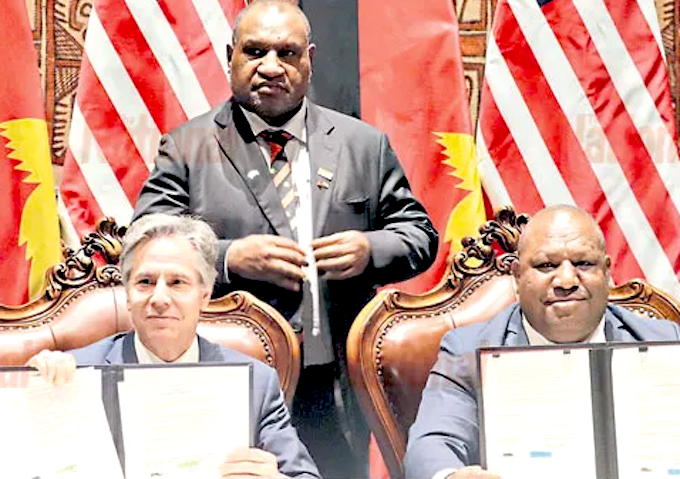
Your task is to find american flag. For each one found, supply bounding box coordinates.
[59,0,244,242]
[477,0,680,298]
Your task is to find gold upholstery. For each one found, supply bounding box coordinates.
[346,207,680,479]
[0,219,300,402]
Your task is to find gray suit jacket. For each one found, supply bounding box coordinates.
[403,303,680,479]
[133,99,438,355]
[70,333,321,479]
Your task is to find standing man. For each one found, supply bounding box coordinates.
[132,1,438,477]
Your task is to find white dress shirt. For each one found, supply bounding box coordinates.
[523,314,606,345]
[134,333,200,364]
[231,100,321,337]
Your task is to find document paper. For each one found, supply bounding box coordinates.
[118,364,250,479]
[0,367,124,479]
[612,344,680,479]
[480,347,597,479]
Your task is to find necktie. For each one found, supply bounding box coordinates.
[260,130,298,237]
[260,131,334,366]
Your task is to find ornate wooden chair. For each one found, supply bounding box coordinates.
[347,207,680,479]
[0,219,300,402]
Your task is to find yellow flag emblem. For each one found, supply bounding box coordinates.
[0,118,61,299]
[434,132,486,253]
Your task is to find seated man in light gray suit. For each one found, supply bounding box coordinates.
[28,213,321,479]
[404,205,680,479]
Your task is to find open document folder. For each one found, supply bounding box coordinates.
[478,342,680,479]
[0,363,251,479]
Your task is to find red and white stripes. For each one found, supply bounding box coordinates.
[477,0,680,297]
[59,0,242,240]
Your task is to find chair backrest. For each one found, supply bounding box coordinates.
[0,219,300,402]
[347,207,680,479]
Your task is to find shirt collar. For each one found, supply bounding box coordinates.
[523,314,606,346]
[240,98,307,143]
[134,333,200,364]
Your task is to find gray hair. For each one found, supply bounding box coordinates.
[121,214,218,289]
[232,0,312,46]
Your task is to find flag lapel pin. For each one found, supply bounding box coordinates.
[317,168,333,182]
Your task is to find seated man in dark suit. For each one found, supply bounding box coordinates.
[404,205,680,479]
[28,213,321,479]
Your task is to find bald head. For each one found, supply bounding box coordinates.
[513,205,612,343]
[518,205,606,257]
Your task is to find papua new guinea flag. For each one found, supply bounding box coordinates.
[303,0,485,294]
[0,0,61,305]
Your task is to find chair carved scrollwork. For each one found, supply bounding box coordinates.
[347,206,680,479]
[0,218,300,402]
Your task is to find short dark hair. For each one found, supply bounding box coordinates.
[231,0,312,46]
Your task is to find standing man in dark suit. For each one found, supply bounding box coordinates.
[132,1,438,477]
[404,205,680,479]
[28,213,321,479]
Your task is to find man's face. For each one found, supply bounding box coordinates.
[228,5,313,125]
[126,237,210,361]
[513,212,611,343]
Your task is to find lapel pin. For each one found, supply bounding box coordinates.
[317,168,333,182]
[316,180,330,189]
[247,169,260,180]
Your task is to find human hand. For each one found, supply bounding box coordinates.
[447,465,502,478]
[25,349,77,386]
[311,230,371,280]
[219,448,286,478]
[228,235,307,291]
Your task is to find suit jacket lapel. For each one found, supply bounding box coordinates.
[306,102,339,238]
[604,306,636,342]
[105,332,138,364]
[214,100,294,239]
[502,304,530,346]
[197,336,226,362]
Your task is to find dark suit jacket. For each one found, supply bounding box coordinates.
[70,333,321,479]
[133,98,438,352]
[403,303,680,479]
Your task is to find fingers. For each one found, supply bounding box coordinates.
[449,465,502,478]
[315,255,357,280]
[310,232,340,250]
[26,350,77,386]
[229,232,371,286]
[315,254,353,270]
[312,231,371,280]
[228,235,307,290]
[270,243,308,269]
[312,231,370,262]
[268,264,305,291]
[219,448,282,478]
[267,235,306,254]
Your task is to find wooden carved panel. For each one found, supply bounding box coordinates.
[27,0,89,166]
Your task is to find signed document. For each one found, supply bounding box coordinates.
[479,346,597,479]
[479,342,680,479]
[0,363,251,479]
[612,344,680,479]
[0,367,123,479]
[118,364,251,479]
